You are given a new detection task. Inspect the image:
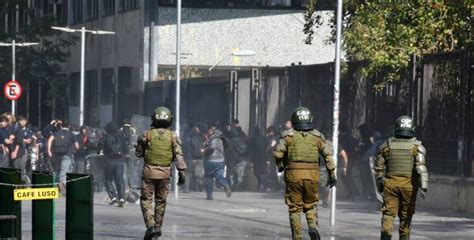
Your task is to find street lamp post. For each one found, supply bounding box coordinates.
[0,40,39,115]
[174,0,182,199]
[330,0,344,227]
[51,26,115,126]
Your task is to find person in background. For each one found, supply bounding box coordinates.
[5,115,27,183]
[100,122,129,207]
[264,126,279,191]
[42,119,62,141]
[0,116,10,167]
[189,124,206,191]
[231,119,247,138]
[358,123,373,200]
[75,126,89,174]
[47,120,79,195]
[202,125,232,200]
[249,125,267,191]
[18,116,33,182]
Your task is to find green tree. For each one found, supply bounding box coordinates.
[0,0,78,114]
[304,0,473,86]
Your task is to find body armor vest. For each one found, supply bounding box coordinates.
[287,131,319,163]
[144,129,173,166]
[386,138,415,177]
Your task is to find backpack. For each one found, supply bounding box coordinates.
[53,130,71,155]
[232,137,248,156]
[105,134,124,158]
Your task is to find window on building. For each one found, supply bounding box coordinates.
[70,73,80,106]
[158,0,331,9]
[102,0,116,17]
[119,0,139,12]
[56,1,68,24]
[0,13,6,34]
[101,69,114,104]
[85,0,99,20]
[71,0,83,24]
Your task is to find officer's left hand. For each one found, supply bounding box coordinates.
[327,176,337,188]
[420,189,427,199]
[178,172,186,186]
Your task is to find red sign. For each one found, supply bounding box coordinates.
[4,80,22,101]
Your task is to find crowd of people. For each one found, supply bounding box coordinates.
[0,110,388,205]
[180,119,286,199]
[0,112,137,207]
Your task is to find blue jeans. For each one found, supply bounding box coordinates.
[56,154,73,183]
[105,159,125,200]
[204,161,229,198]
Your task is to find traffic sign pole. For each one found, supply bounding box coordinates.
[12,40,16,115]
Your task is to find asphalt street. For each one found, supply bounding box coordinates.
[20,191,474,240]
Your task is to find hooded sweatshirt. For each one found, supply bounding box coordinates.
[205,130,225,162]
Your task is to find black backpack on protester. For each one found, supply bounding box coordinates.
[53,129,71,155]
[232,137,249,156]
[104,134,125,159]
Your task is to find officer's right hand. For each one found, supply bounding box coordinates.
[420,189,427,199]
[327,176,337,188]
[376,177,384,193]
[178,172,186,186]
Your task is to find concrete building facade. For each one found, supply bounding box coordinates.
[9,0,335,126]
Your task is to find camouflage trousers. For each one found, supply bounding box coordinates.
[140,178,170,232]
[381,186,418,239]
[285,179,319,240]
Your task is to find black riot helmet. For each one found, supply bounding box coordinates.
[394,115,415,138]
[151,106,173,128]
[291,107,314,131]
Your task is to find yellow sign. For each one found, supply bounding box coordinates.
[14,187,59,201]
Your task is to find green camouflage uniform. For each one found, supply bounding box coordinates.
[374,137,428,240]
[274,129,336,240]
[135,128,186,235]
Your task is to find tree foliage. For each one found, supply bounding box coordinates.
[304,0,473,85]
[0,0,78,107]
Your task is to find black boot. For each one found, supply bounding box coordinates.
[144,226,157,240]
[308,228,321,240]
[380,234,391,240]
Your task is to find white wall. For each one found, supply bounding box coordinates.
[156,8,335,69]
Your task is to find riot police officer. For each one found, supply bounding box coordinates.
[135,107,186,239]
[374,116,428,240]
[273,107,337,240]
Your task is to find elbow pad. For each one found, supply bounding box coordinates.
[415,145,428,190]
[416,164,429,190]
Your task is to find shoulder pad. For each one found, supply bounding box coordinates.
[281,129,294,138]
[309,129,323,138]
[378,141,389,152]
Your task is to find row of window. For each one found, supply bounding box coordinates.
[158,0,333,10]
[0,0,139,33]
[71,0,139,24]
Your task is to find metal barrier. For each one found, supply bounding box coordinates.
[0,168,94,239]
[32,171,56,240]
[0,167,22,239]
[66,173,94,240]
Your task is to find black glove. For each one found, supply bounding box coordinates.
[420,189,427,199]
[376,177,384,193]
[327,176,337,188]
[177,172,186,186]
